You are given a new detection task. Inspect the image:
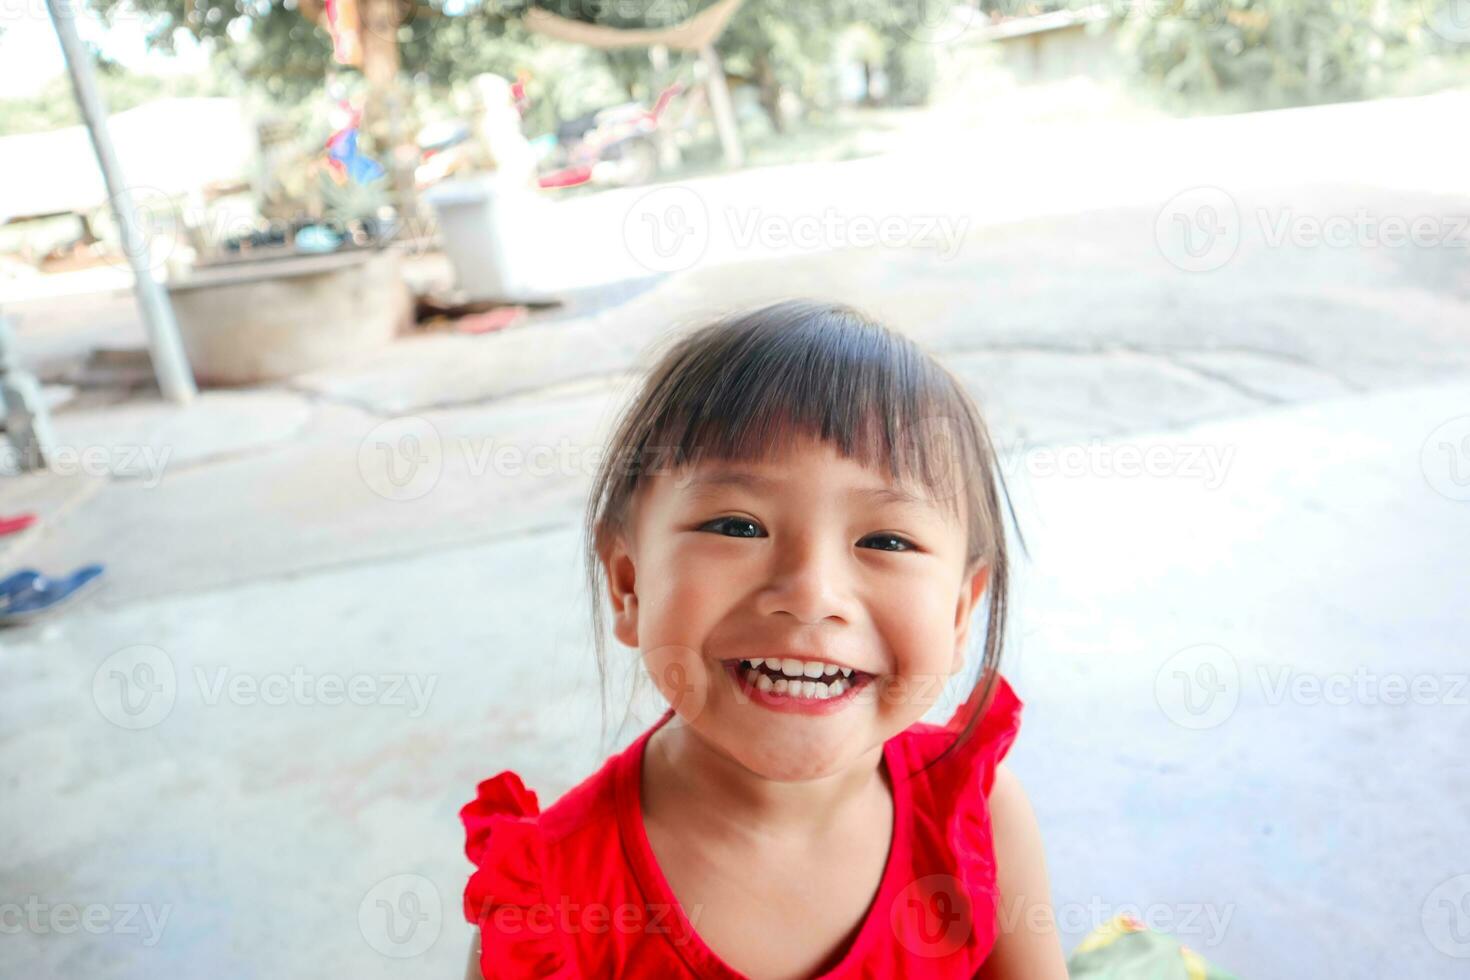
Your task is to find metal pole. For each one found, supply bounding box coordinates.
[45,0,197,404]
[698,44,744,169]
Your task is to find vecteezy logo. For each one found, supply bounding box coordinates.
[359,874,442,958]
[1423,0,1470,42]
[1421,416,1470,501]
[1422,873,1470,958]
[1154,643,1240,730]
[643,645,709,727]
[622,186,710,273]
[1155,186,1241,273]
[894,0,978,43]
[105,185,178,275]
[891,875,971,958]
[93,645,178,730]
[357,416,444,502]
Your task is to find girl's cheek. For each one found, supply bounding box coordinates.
[645,576,724,649]
[882,594,959,679]
[874,651,954,717]
[668,547,746,602]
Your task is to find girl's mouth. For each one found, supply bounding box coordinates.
[723,657,875,713]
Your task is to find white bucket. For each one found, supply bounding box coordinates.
[423,172,549,303]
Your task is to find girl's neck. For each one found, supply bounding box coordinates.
[643,719,888,839]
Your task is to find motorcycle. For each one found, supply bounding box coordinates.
[534,82,687,190]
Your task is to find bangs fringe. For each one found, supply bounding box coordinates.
[628,301,982,534]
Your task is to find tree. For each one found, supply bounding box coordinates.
[92,0,939,128]
[712,0,941,130]
[92,0,529,101]
[1103,0,1433,107]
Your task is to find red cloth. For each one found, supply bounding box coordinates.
[461,673,1023,978]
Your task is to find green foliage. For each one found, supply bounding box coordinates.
[884,38,937,106]
[715,0,938,124]
[1107,0,1435,107]
[211,3,338,104]
[317,167,391,221]
[56,0,935,144]
[89,0,515,100]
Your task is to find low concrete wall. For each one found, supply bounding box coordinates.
[168,248,412,386]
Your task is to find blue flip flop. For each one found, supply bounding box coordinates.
[0,564,104,626]
[0,569,40,594]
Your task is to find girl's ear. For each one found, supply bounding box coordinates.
[600,534,640,649]
[951,560,991,674]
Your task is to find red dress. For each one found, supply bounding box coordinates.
[460,673,1023,978]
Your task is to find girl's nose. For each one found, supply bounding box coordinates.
[754,535,854,626]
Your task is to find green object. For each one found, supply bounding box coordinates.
[1065,913,1241,980]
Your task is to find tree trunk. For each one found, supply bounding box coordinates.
[359,0,421,228]
[753,49,784,133]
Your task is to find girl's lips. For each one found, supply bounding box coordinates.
[722,660,874,715]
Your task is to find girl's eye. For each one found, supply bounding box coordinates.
[700,520,916,552]
[702,517,766,538]
[861,533,916,553]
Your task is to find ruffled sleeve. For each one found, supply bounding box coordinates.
[460,771,578,978]
[936,671,1023,799]
[914,672,1025,944]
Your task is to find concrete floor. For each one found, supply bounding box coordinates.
[2,92,1469,978]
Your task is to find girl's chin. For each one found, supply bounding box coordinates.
[702,715,874,782]
[732,747,858,783]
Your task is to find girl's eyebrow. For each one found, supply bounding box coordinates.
[684,470,772,492]
[683,469,930,508]
[683,470,773,496]
[854,485,931,508]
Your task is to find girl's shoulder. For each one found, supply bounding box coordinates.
[878,672,1026,968]
[889,670,1024,794]
[458,748,632,978]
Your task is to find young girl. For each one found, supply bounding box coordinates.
[460,300,1068,978]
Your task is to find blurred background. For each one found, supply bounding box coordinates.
[2,0,1469,977]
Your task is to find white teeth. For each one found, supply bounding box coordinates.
[742,658,858,699]
[770,658,850,678]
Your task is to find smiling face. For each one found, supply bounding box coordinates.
[599,430,991,783]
